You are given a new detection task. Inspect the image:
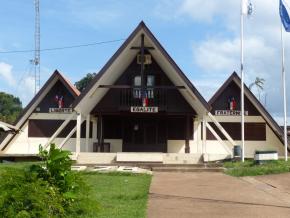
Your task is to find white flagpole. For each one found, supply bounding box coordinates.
[280,23,288,161]
[241,0,245,162]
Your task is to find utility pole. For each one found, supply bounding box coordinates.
[34,0,40,95]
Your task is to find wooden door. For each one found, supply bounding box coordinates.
[122,116,166,152]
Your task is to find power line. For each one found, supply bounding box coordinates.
[0,38,126,54]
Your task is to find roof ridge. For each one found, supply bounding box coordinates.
[72,21,210,111]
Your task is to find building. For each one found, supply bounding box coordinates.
[0,22,288,164]
[208,72,285,157]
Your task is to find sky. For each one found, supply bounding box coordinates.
[0,0,289,125]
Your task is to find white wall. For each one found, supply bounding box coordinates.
[104,139,123,152]
[2,114,284,159]
[205,115,285,157]
[166,119,202,154]
[3,120,87,154]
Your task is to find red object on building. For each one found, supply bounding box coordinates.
[58,96,64,108]
[229,97,237,110]
[143,97,148,107]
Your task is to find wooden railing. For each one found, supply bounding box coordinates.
[119,88,167,110]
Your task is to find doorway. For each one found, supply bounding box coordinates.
[122,116,167,152]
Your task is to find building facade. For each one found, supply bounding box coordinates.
[0,22,288,163]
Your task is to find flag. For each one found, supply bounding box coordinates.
[280,0,290,32]
[242,0,253,15]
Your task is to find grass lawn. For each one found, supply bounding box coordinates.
[224,160,290,177]
[0,162,152,218]
[78,172,152,218]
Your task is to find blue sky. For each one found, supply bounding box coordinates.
[0,0,289,124]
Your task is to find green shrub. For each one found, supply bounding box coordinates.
[0,144,99,217]
[0,167,65,218]
[30,144,75,193]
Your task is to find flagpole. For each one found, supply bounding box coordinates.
[280,23,288,161]
[241,0,245,162]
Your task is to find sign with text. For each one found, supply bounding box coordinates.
[130,106,158,113]
[215,110,248,116]
[49,108,73,113]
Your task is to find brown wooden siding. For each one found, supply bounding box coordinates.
[103,116,122,139]
[206,122,266,141]
[35,80,76,113]
[28,119,92,138]
[92,55,196,115]
[102,115,193,140]
[210,81,261,116]
[0,132,8,144]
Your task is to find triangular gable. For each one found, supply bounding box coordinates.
[73,21,210,115]
[91,55,197,114]
[209,76,260,116]
[209,72,287,146]
[36,80,76,113]
[0,70,80,151]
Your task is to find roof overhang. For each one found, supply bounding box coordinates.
[0,70,80,151]
[73,21,210,116]
[209,72,288,147]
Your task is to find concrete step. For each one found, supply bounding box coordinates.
[152,166,224,173]
[76,153,116,164]
[72,163,224,172]
[73,162,223,168]
[115,162,207,166]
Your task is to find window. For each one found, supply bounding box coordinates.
[133,76,141,98]
[146,75,155,99]
[134,76,141,86]
[147,75,155,87]
[132,75,155,99]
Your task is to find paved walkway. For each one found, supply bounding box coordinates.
[147,172,290,218]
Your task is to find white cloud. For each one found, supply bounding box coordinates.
[192,78,225,100]
[155,0,237,24]
[0,62,16,86]
[178,0,231,23]
[193,36,276,75]
[174,0,289,123]
[194,38,239,72]
[17,76,35,105]
[273,116,290,126]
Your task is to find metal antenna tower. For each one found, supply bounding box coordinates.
[34,0,40,95]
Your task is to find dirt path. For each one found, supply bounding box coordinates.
[147,172,290,218]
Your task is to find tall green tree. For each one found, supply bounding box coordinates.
[74,73,96,92]
[0,92,22,124]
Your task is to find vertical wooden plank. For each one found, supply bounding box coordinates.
[140,34,145,99]
[76,113,82,154]
[202,115,207,154]
[97,114,101,152]
[85,114,90,152]
[92,117,97,152]
[185,115,190,153]
[100,115,104,152]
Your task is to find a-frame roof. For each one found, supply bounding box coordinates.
[0,70,80,151]
[73,21,210,115]
[209,72,288,147]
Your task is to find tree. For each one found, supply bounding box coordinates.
[249,77,265,102]
[0,92,22,124]
[74,73,96,92]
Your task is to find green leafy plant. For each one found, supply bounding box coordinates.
[30,144,76,193]
[0,167,65,218]
[0,145,99,217]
